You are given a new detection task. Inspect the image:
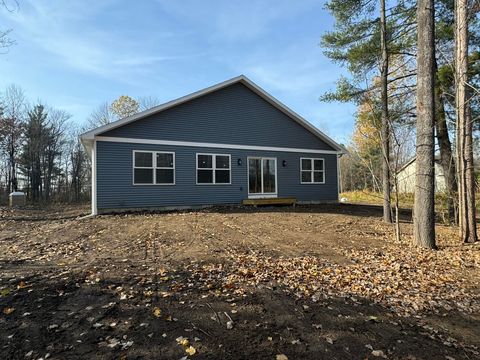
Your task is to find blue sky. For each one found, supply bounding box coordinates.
[0,0,356,144]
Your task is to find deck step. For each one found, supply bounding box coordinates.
[242,197,297,206]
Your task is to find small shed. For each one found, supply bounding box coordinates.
[9,191,26,207]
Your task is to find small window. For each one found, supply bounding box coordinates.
[300,158,325,184]
[196,153,231,184]
[133,151,175,185]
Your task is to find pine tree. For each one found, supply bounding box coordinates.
[455,0,478,243]
[413,0,436,249]
[321,0,416,223]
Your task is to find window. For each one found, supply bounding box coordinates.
[300,158,325,184]
[196,153,231,184]
[133,151,175,185]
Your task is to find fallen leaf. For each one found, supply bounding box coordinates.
[276,355,288,360]
[176,336,190,347]
[185,346,196,355]
[372,350,386,358]
[3,307,15,315]
[152,307,162,318]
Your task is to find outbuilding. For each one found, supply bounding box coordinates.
[396,157,446,193]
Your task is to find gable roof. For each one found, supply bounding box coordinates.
[80,75,345,153]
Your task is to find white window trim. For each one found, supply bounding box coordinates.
[247,157,278,198]
[300,157,325,184]
[196,153,231,185]
[132,150,175,185]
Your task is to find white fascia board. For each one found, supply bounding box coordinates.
[96,136,342,155]
[79,75,346,153]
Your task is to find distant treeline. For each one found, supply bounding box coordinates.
[0,85,89,205]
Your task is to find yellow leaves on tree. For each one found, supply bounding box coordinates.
[110,95,139,119]
[352,98,381,159]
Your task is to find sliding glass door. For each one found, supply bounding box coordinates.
[248,157,277,197]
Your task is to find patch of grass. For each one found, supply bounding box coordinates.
[342,190,480,212]
[341,190,416,208]
[340,190,479,209]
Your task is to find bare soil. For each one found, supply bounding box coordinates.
[0,204,478,359]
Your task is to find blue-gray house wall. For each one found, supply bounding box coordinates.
[93,81,340,212]
[101,83,336,151]
[96,141,339,210]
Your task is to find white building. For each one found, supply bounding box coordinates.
[396,157,446,193]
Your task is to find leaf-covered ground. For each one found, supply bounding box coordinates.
[0,204,478,359]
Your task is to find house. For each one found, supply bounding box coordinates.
[396,157,446,193]
[80,75,345,215]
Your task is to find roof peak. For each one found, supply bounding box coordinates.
[80,75,345,153]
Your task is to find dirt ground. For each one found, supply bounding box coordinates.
[0,204,479,359]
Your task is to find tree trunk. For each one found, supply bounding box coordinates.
[434,60,457,224]
[414,0,436,249]
[380,0,392,223]
[464,105,478,242]
[455,0,478,243]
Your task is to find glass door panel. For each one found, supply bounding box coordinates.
[262,159,276,193]
[248,157,277,196]
[248,158,262,194]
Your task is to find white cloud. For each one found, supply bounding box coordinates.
[156,0,319,41]
[113,55,198,67]
[4,1,192,83]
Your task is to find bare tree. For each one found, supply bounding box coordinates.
[0,29,14,52]
[414,0,436,249]
[455,0,478,243]
[86,101,115,129]
[43,108,69,201]
[434,59,458,224]
[0,84,26,193]
[70,138,87,202]
[380,0,392,223]
[138,96,161,111]
[0,0,18,52]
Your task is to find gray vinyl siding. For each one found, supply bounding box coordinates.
[100,83,336,151]
[96,141,338,210]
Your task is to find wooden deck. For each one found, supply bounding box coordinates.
[242,197,297,206]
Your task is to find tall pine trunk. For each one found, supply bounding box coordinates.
[414,0,436,249]
[380,0,392,223]
[434,60,457,223]
[455,0,478,243]
[464,106,477,242]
